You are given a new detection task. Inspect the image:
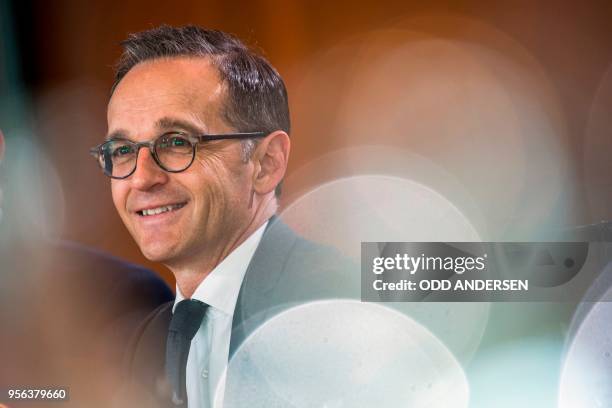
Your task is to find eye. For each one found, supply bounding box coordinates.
[170,136,187,147]
[156,134,193,153]
[112,143,135,157]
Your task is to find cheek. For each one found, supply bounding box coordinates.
[193,153,234,190]
[186,167,228,212]
[191,155,248,208]
[110,181,128,213]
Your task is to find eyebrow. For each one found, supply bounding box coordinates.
[155,117,205,135]
[105,129,128,141]
[105,117,206,141]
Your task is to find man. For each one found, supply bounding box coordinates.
[0,129,174,407]
[92,26,357,407]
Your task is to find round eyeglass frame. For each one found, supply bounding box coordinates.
[89,131,267,179]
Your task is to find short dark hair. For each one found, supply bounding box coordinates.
[112,25,290,195]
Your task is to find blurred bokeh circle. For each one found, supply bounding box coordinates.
[218,300,469,408]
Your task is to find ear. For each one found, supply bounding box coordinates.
[251,130,290,196]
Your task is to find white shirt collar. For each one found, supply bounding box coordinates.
[174,220,268,315]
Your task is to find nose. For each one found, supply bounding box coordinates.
[129,147,169,190]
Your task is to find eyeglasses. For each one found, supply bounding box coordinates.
[90,131,266,179]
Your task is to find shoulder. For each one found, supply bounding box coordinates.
[230,217,359,355]
[52,240,173,305]
[120,301,174,407]
[279,232,359,300]
[45,241,173,337]
[246,216,359,304]
[125,301,173,378]
[260,216,356,268]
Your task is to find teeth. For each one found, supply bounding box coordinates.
[140,203,184,216]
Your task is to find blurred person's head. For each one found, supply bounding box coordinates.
[100,25,290,275]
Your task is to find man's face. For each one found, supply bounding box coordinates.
[107,57,255,265]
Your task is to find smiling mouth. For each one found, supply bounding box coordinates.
[136,202,187,217]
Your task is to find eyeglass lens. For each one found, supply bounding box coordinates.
[100,134,195,178]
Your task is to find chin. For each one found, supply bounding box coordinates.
[141,250,171,263]
[138,241,177,263]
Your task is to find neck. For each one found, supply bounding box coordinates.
[170,194,277,299]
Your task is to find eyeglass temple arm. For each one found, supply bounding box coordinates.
[196,132,267,142]
[89,132,268,156]
[89,147,100,157]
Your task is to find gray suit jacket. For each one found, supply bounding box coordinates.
[121,216,358,407]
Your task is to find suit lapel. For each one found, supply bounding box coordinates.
[229,216,298,358]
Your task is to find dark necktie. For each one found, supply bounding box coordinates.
[166,299,208,406]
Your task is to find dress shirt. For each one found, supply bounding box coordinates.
[173,221,268,408]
